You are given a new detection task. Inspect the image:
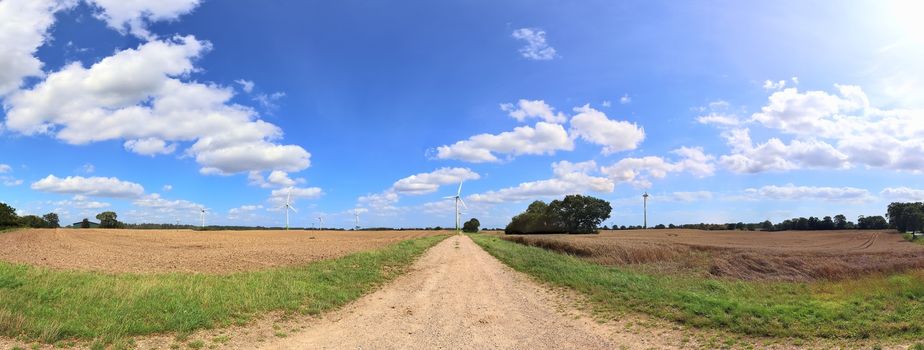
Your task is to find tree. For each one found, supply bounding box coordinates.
[42,212,60,228]
[80,218,91,228]
[858,215,888,229]
[462,218,480,233]
[0,202,19,228]
[19,215,45,228]
[833,214,847,230]
[505,195,612,234]
[96,211,121,228]
[760,220,773,231]
[887,202,924,232]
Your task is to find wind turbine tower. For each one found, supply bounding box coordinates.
[199,208,207,228]
[443,180,467,233]
[643,192,649,229]
[354,211,360,230]
[317,215,324,230]
[281,189,297,230]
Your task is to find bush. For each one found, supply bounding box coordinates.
[505,195,611,234]
[0,202,18,228]
[462,218,480,233]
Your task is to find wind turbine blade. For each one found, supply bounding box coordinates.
[286,189,291,204]
[457,180,464,196]
[289,206,298,213]
[459,198,468,210]
[442,196,456,199]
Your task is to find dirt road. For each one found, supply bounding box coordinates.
[258,234,678,350]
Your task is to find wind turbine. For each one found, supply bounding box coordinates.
[280,188,297,230]
[443,180,467,233]
[354,211,360,230]
[199,207,207,228]
[317,215,324,230]
[642,192,649,229]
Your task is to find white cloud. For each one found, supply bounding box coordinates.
[85,0,201,39]
[569,104,645,155]
[719,128,849,173]
[696,113,740,127]
[763,79,787,90]
[619,94,631,104]
[124,138,177,156]
[0,0,72,95]
[267,186,323,208]
[228,204,264,220]
[253,91,285,111]
[235,79,254,93]
[469,160,613,204]
[357,191,400,213]
[133,193,203,213]
[248,170,302,189]
[880,187,924,202]
[600,147,716,188]
[435,121,572,163]
[0,163,21,186]
[512,27,556,60]
[162,184,172,191]
[4,36,311,175]
[392,167,480,195]
[81,163,95,174]
[2,177,23,187]
[55,195,110,209]
[745,184,872,202]
[601,100,611,108]
[499,99,567,123]
[670,191,713,202]
[31,175,145,198]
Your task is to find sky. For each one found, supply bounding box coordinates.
[1,0,924,229]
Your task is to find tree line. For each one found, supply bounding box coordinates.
[0,202,59,229]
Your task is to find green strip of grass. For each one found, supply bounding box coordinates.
[471,234,924,339]
[0,234,448,344]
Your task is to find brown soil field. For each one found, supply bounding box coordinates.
[501,229,924,281]
[0,228,446,274]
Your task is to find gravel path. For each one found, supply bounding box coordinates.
[259,234,648,349]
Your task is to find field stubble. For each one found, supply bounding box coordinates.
[500,229,924,281]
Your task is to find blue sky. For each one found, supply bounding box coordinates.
[1,0,923,228]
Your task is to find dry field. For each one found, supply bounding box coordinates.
[501,229,924,281]
[0,228,446,274]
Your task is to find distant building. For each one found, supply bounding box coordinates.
[69,221,100,228]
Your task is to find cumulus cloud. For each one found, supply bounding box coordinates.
[133,193,204,214]
[763,79,787,90]
[569,104,645,155]
[267,186,322,208]
[3,36,311,175]
[0,0,72,95]
[392,167,480,195]
[469,160,613,204]
[55,194,110,209]
[499,99,566,123]
[435,122,572,163]
[85,0,202,39]
[745,184,872,202]
[880,187,924,202]
[719,129,848,173]
[228,204,264,220]
[31,175,145,198]
[0,164,10,173]
[600,147,716,188]
[162,184,172,191]
[248,170,302,189]
[512,27,556,60]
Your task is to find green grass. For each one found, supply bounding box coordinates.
[471,234,924,340]
[0,234,447,344]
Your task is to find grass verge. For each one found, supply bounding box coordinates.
[471,234,924,340]
[0,234,447,344]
